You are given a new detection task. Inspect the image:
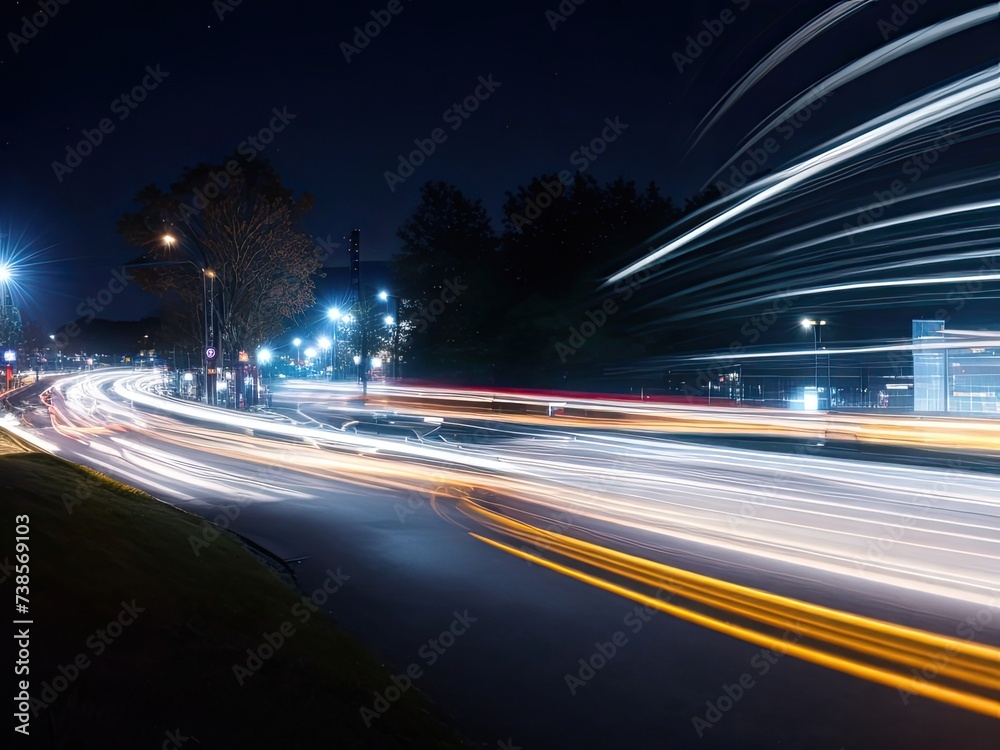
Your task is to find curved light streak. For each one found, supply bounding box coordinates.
[608,67,999,286]
[704,5,1000,184]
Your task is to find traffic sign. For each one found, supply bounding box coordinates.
[206,347,217,360]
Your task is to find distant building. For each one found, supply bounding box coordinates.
[913,320,1000,414]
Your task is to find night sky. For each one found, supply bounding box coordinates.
[1,0,995,340]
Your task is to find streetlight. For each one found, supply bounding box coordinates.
[304,346,317,376]
[0,265,21,392]
[0,264,12,318]
[160,234,214,404]
[802,319,827,410]
[258,348,272,406]
[383,314,399,379]
[293,337,302,377]
[317,336,331,380]
[0,263,12,322]
[327,307,342,381]
[376,290,399,380]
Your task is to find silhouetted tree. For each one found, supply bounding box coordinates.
[117,157,322,361]
[392,181,501,377]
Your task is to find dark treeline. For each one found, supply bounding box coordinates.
[392,176,719,387]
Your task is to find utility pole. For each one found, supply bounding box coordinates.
[349,229,368,396]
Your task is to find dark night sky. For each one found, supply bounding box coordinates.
[0,0,995,337]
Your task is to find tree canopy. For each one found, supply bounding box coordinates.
[117,158,322,360]
[391,175,686,385]
[393,181,501,378]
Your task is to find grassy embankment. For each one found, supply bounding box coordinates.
[2,433,467,748]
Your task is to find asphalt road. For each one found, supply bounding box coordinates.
[3,370,998,749]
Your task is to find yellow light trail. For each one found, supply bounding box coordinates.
[461,500,1000,719]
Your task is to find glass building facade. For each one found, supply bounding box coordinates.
[912,320,1000,414]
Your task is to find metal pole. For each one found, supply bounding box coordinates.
[202,270,209,405]
[944,346,949,413]
[392,298,399,380]
[812,326,819,407]
[827,342,831,409]
[361,304,368,397]
[209,273,216,406]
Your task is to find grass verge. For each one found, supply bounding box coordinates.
[2,450,468,748]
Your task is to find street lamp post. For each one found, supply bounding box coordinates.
[162,235,214,404]
[0,265,11,320]
[258,348,272,406]
[204,268,217,405]
[317,336,331,380]
[0,266,14,391]
[379,291,399,379]
[327,307,342,381]
[802,319,827,409]
[126,237,214,403]
[293,338,302,378]
[383,314,396,379]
